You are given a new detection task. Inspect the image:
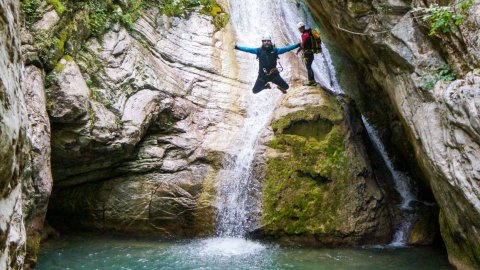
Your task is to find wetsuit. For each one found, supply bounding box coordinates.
[235,43,300,93]
[301,29,316,83]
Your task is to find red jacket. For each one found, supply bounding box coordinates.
[301,30,311,49]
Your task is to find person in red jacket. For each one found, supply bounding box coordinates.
[296,22,317,86]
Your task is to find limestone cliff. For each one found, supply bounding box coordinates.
[21,1,243,240]
[305,0,480,268]
[0,0,28,268]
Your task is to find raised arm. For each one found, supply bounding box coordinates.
[234,45,258,54]
[277,43,300,55]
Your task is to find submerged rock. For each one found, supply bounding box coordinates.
[258,86,392,245]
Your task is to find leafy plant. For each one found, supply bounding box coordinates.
[22,0,43,27]
[422,65,458,90]
[158,0,230,29]
[413,0,474,35]
[87,2,110,37]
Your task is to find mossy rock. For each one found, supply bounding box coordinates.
[260,89,390,245]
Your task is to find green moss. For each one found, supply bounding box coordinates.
[46,0,66,16]
[25,234,41,265]
[193,169,217,236]
[262,103,363,236]
[52,55,73,73]
[212,12,229,30]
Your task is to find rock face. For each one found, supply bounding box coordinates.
[306,0,480,268]
[38,6,245,237]
[258,86,392,245]
[22,65,52,268]
[0,0,28,268]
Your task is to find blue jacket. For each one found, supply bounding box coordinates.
[235,43,300,75]
[235,43,300,55]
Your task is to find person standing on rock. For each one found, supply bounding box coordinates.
[296,22,319,86]
[234,34,300,94]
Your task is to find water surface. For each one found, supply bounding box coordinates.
[37,234,452,270]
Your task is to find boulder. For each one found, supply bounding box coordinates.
[258,86,392,245]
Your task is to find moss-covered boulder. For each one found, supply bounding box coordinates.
[259,86,392,245]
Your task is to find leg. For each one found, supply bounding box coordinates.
[305,54,315,82]
[252,76,268,94]
[271,74,289,93]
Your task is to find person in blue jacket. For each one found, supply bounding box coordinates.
[234,34,300,94]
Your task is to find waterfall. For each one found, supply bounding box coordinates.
[215,0,342,237]
[361,116,417,246]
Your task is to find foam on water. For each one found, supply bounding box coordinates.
[194,237,266,257]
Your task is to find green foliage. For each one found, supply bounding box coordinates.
[158,0,229,29]
[86,2,110,37]
[413,0,475,35]
[22,0,66,27]
[22,0,43,27]
[422,65,458,91]
[84,0,148,36]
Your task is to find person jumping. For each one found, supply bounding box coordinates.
[234,34,300,94]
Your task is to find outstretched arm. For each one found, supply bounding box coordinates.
[277,43,300,54]
[234,45,258,54]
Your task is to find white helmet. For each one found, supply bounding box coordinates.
[261,34,272,41]
[297,21,306,28]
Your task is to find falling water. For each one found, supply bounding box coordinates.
[278,1,344,94]
[361,116,417,246]
[215,0,342,237]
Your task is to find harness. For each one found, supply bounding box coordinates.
[256,46,283,76]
